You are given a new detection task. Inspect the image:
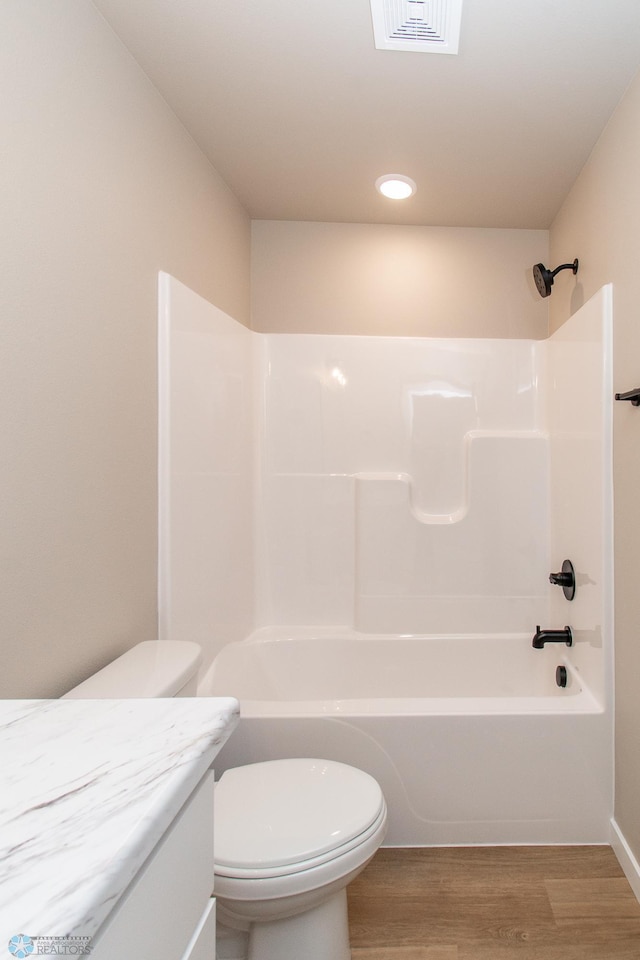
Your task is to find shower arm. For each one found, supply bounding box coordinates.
[550,261,579,280]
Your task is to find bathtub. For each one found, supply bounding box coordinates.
[204,628,611,846]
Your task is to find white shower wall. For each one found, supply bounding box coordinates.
[158,273,255,660]
[258,336,549,635]
[546,284,613,709]
[159,274,612,706]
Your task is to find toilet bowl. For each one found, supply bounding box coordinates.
[63,641,387,960]
[214,757,387,960]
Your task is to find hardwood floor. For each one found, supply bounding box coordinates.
[347,847,640,959]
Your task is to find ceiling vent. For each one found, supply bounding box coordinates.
[369,0,463,54]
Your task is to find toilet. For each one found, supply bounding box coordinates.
[64,641,388,960]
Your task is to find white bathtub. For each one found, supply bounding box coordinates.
[204,629,611,846]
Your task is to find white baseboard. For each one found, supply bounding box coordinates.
[610,818,640,903]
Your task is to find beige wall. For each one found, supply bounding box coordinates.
[0,0,250,697]
[550,69,640,861]
[252,221,549,338]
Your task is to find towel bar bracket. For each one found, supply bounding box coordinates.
[615,388,640,406]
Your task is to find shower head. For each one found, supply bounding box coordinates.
[532,259,579,298]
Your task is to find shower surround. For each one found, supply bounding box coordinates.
[256,333,547,638]
[159,273,613,844]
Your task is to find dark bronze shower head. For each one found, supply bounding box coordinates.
[532,259,579,298]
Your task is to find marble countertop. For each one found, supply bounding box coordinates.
[0,696,239,945]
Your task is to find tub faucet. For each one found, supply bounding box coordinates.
[532,625,573,648]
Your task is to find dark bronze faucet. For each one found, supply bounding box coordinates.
[532,625,573,648]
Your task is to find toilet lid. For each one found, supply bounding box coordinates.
[214,759,384,872]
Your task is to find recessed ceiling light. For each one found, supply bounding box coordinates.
[375,174,417,200]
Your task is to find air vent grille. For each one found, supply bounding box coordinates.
[370,0,463,54]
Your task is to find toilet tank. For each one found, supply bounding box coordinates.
[62,641,203,699]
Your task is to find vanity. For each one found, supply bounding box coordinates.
[0,696,239,958]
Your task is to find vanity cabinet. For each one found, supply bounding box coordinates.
[90,770,216,960]
[1,697,238,954]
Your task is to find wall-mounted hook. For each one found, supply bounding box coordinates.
[615,388,640,406]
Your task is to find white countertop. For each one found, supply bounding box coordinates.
[0,696,239,945]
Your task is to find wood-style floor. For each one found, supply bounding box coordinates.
[347,846,640,959]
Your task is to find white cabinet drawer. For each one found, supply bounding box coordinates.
[91,771,214,960]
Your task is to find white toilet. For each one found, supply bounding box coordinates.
[64,641,388,960]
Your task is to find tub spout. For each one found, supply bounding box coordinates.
[532,625,573,649]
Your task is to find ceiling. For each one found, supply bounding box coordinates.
[91,0,640,229]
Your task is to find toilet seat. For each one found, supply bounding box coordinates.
[214,759,385,880]
[216,804,387,880]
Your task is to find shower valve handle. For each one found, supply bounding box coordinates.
[549,559,575,600]
[549,571,573,587]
